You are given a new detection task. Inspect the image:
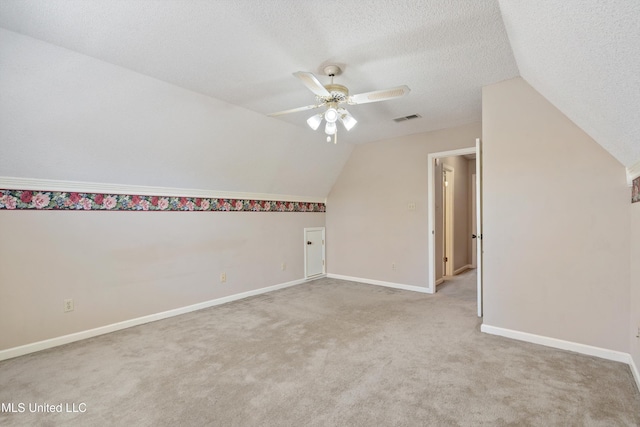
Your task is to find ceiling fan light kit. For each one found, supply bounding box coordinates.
[324,107,339,123]
[325,121,337,135]
[339,109,357,131]
[269,65,410,144]
[306,113,323,130]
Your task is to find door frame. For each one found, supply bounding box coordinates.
[427,146,477,295]
[304,227,326,278]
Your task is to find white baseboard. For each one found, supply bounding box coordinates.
[0,276,319,362]
[630,355,640,392]
[481,324,629,362]
[481,324,640,392]
[326,273,429,294]
[454,264,473,275]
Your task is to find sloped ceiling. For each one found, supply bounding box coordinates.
[499,0,640,168]
[0,0,518,145]
[0,28,354,198]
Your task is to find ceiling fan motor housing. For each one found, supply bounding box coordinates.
[323,84,349,103]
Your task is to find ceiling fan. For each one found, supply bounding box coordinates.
[269,65,410,144]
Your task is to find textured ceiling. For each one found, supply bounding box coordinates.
[2,1,635,167]
[0,0,518,145]
[499,0,640,167]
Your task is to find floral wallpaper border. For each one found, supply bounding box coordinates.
[0,189,325,212]
[633,176,640,204]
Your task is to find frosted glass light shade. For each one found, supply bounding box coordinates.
[340,113,357,131]
[325,121,337,135]
[306,114,322,130]
[324,108,338,123]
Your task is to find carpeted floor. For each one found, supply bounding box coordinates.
[1,270,639,426]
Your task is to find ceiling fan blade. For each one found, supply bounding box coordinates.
[349,85,410,105]
[268,104,321,117]
[293,71,331,97]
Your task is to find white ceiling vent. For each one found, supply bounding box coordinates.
[393,114,422,123]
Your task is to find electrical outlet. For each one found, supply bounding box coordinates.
[63,299,74,313]
[392,262,397,271]
[281,262,286,271]
[220,272,227,283]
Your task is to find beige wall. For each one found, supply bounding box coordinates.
[0,28,335,353]
[630,203,640,369]
[482,77,630,352]
[0,211,324,350]
[326,122,480,287]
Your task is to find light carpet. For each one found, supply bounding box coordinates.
[1,270,639,426]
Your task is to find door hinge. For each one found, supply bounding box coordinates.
[443,257,448,262]
[322,240,324,245]
[322,260,325,266]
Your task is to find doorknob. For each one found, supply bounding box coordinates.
[307,241,312,245]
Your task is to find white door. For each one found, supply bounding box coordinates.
[304,227,325,278]
[471,174,477,268]
[475,138,483,317]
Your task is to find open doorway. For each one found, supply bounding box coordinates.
[442,165,454,277]
[427,141,483,316]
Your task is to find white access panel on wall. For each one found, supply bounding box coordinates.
[304,227,325,278]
